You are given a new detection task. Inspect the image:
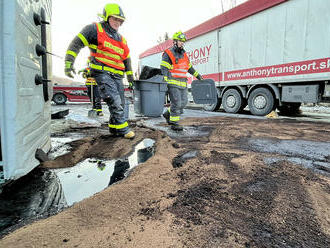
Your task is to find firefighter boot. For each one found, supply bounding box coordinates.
[109,127,118,136]
[170,123,183,131]
[97,111,104,116]
[162,110,170,124]
[123,130,135,139]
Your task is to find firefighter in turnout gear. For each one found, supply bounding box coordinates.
[160,31,203,131]
[79,58,103,116]
[64,3,135,139]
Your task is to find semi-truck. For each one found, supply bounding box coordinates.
[0,0,52,190]
[139,0,330,116]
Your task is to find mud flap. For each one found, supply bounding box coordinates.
[191,79,217,104]
[35,148,50,163]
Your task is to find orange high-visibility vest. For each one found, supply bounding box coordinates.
[91,23,129,71]
[165,49,190,79]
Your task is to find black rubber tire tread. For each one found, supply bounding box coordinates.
[222,88,243,114]
[248,87,274,116]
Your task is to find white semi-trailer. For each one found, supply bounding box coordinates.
[0,0,52,189]
[139,0,330,115]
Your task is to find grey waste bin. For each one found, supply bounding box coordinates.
[134,76,167,117]
[133,87,142,115]
[124,97,130,120]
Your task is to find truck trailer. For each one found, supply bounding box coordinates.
[0,0,52,189]
[139,0,330,116]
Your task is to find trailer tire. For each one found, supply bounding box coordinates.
[52,93,67,105]
[222,88,243,114]
[248,88,274,116]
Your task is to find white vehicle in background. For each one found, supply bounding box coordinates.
[139,0,330,116]
[0,0,52,190]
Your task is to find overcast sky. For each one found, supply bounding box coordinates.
[51,0,246,79]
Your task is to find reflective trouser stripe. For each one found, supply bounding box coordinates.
[108,122,128,130]
[170,116,180,122]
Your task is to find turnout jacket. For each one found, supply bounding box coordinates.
[161,47,202,88]
[65,21,133,78]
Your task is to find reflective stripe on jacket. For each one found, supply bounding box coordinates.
[91,23,129,71]
[164,49,189,79]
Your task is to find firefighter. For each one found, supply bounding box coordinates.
[79,58,103,116]
[160,31,203,131]
[64,3,135,139]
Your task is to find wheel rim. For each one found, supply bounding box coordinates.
[254,95,267,109]
[54,94,65,104]
[226,95,236,108]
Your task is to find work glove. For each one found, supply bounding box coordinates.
[64,61,76,78]
[197,74,204,80]
[127,74,134,90]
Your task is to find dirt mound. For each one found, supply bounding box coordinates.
[42,124,166,169]
[1,117,329,248]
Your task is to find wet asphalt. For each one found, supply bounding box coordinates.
[1,102,329,237]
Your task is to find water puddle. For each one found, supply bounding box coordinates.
[247,138,330,176]
[143,118,213,138]
[54,138,155,205]
[172,150,199,168]
[0,138,155,236]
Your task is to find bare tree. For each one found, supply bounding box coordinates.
[157,32,169,44]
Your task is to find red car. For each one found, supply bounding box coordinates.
[52,85,132,105]
[52,85,90,105]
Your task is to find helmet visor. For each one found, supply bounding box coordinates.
[178,34,186,41]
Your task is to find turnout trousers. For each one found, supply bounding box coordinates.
[167,85,188,124]
[86,84,102,111]
[94,72,129,135]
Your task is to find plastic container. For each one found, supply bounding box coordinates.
[133,88,142,115]
[191,79,217,104]
[134,75,167,117]
[124,97,130,120]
